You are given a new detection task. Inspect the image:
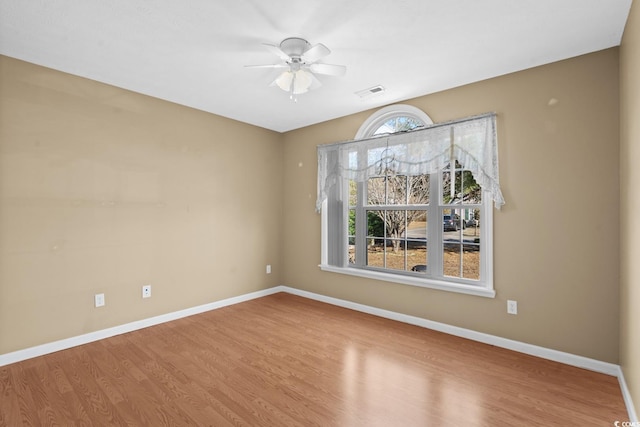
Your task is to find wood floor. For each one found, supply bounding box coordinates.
[0,293,629,426]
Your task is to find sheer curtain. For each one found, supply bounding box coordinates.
[316,113,505,213]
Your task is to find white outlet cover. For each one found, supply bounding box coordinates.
[142,285,151,298]
[95,293,105,307]
[507,300,518,315]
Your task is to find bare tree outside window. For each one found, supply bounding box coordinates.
[367,170,429,252]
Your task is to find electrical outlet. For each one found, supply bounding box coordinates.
[95,293,105,308]
[507,300,518,315]
[142,285,151,299]
[266,265,271,274]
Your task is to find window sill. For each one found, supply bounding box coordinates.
[319,264,496,298]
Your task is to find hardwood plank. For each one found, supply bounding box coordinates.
[0,292,630,426]
[0,367,21,426]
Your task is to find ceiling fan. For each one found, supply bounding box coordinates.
[245,37,347,100]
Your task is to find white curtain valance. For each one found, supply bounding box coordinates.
[316,112,505,212]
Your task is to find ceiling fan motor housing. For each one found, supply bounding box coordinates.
[280,37,311,61]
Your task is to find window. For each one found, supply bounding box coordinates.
[317,106,504,298]
[357,104,432,137]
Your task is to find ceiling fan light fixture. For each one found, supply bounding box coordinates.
[292,69,312,94]
[275,69,313,94]
[275,71,293,92]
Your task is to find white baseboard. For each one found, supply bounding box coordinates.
[279,286,619,375]
[616,365,639,422]
[1,285,636,422]
[0,287,282,367]
[278,286,638,422]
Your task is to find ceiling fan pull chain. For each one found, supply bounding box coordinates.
[290,72,297,102]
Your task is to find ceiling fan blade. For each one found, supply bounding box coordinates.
[310,63,347,76]
[309,72,323,91]
[245,64,288,70]
[262,43,291,61]
[301,43,330,63]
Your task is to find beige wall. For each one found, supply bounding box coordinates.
[620,0,640,416]
[0,56,283,354]
[0,46,625,369]
[282,48,621,363]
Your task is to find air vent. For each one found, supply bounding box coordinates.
[355,85,386,98]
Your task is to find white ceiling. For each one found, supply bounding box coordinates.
[0,0,632,132]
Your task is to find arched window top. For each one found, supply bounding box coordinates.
[355,104,434,139]
[318,111,503,211]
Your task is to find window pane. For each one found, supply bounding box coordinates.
[408,174,429,205]
[442,246,481,279]
[442,162,480,204]
[443,244,481,280]
[442,209,463,233]
[385,239,406,271]
[443,208,481,281]
[404,211,427,238]
[366,211,385,268]
[367,211,385,239]
[407,211,427,273]
[443,244,461,278]
[349,150,358,169]
[463,209,481,279]
[464,209,481,237]
[442,169,454,203]
[386,175,407,205]
[367,177,386,205]
[463,245,480,280]
[460,170,481,204]
[349,180,357,206]
[348,209,356,264]
[348,241,356,265]
[373,116,424,135]
[367,147,387,170]
[385,210,405,241]
[367,240,384,268]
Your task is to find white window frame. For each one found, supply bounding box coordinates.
[356,104,434,138]
[320,105,496,298]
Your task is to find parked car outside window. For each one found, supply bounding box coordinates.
[443,214,465,231]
